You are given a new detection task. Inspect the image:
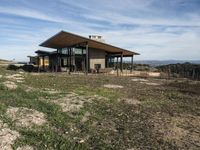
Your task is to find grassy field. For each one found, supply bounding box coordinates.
[0,65,200,150]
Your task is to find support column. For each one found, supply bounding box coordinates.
[106,55,109,68]
[117,57,119,76]
[86,43,89,75]
[120,52,123,73]
[69,48,71,75]
[42,56,45,71]
[81,48,84,72]
[131,55,134,73]
[37,56,40,72]
[56,49,58,72]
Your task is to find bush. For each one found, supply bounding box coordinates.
[7,64,19,71]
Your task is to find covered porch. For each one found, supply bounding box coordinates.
[38,31,139,74]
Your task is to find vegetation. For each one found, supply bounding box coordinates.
[0,65,199,149]
[157,62,200,80]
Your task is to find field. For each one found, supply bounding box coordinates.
[0,65,200,150]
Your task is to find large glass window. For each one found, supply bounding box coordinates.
[74,48,86,55]
[61,48,86,55]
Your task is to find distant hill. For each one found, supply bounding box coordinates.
[157,63,200,80]
[134,60,200,66]
[0,59,13,64]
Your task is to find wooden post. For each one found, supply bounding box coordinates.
[56,49,58,72]
[117,57,119,76]
[42,56,45,71]
[86,43,89,75]
[69,48,71,75]
[81,48,84,72]
[37,56,40,72]
[131,55,134,73]
[106,55,109,68]
[120,52,123,73]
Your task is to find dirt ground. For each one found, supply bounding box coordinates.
[6,107,47,128]
[0,120,20,150]
[0,67,199,149]
[103,84,124,89]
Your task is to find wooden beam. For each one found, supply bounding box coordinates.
[67,41,88,48]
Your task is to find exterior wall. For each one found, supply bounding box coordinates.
[89,48,105,69]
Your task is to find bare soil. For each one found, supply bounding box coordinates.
[144,82,161,86]
[153,113,200,148]
[16,145,33,150]
[5,74,24,83]
[42,88,61,94]
[132,78,149,82]
[0,120,20,150]
[3,81,18,90]
[103,84,124,89]
[53,92,90,113]
[6,107,47,128]
[121,98,141,105]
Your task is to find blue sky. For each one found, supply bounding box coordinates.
[0,0,200,61]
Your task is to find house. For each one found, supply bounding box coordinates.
[29,31,139,74]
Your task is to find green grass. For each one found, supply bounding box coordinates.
[0,66,200,149]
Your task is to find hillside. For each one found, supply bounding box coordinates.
[134,60,200,66]
[0,59,13,64]
[157,63,200,80]
[0,66,199,149]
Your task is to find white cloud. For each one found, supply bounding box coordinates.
[0,6,61,22]
[0,0,200,61]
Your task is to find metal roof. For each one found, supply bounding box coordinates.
[40,31,140,56]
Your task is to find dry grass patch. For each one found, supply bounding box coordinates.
[42,88,61,94]
[0,120,20,150]
[103,84,124,89]
[3,81,18,90]
[6,107,47,128]
[132,78,148,82]
[153,113,200,148]
[24,86,36,92]
[16,145,34,150]
[81,112,91,123]
[144,82,161,86]
[53,93,107,113]
[53,92,89,113]
[131,78,162,86]
[121,98,141,105]
[5,74,24,83]
[6,74,24,80]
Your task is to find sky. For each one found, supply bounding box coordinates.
[0,0,200,61]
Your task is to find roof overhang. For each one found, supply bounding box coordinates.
[40,31,140,56]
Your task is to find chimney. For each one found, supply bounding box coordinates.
[89,35,105,43]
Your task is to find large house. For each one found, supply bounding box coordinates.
[29,31,139,74]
